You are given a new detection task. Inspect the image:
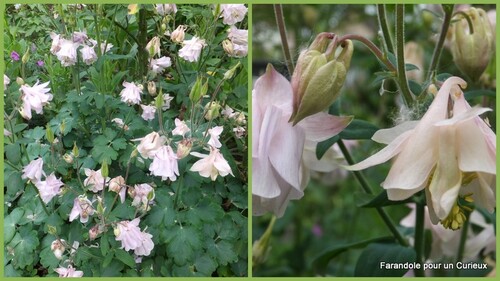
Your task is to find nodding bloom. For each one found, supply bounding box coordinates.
[220,4,247,25]
[207,126,223,148]
[72,31,88,44]
[19,80,53,120]
[109,176,126,203]
[252,65,351,217]
[190,147,234,181]
[225,26,248,58]
[347,77,496,229]
[83,168,109,193]
[51,239,66,260]
[179,37,206,62]
[80,45,97,65]
[149,145,179,181]
[136,131,165,159]
[114,218,154,256]
[155,4,177,15]
[35,173,64,204]
[170,25,186,43]
[172,118,190,137]
[56,39,79,66]
[22,158,45,182]
[146,36,161,57]
[150,56,171,74]
[120,81,143,105]
[129,183,155,209]
[140,104,156,121]
[55,265,83,277]
[69,196,95,223]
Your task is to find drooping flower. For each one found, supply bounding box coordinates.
[69,196,95,223]
[19,80,53,120]
[72,31,88,44]
[233,126,245,139]
[136,131,165,159]
[55,265,83,277]
[150,56,171,74]
[112,118,129,131]
[49,32,63,55]
[179,37,206,62]
[220,4,247,25]
[207,126,223,148]
[114,218,154,256]
[109,176,126,203]
[55,39,79,66]
[35,173,64,204]
[172,118,190,137]
[252,65,352,217]
[140,104,156,121]
[22,157,45,182]
[83,168,109,193]
[176,139,192,159]
[221,105,236,118]
[162,94,174,110]
[51,239,66,260]
[226,26,248,58]
[347,77,496,228]
[120,81,143,105]
[133,231,154,256]
[155,4,177,15]
[80,45,97,65]
[149,145,179,181]
[129,183,155,209]
[170,25,186,43]
[190,147,234,181]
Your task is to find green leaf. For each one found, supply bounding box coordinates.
[5,143,21,164]
[316,135,340,160]
[464,90,496,100]
[165,226,202,266]
[8,225,40,268]
[408,80,422,97]
[436,73,452,82]
[354,243,416,277]
[115,249,136,267]
[101,233,110,256]
[405,63,419,71]
[312,236,393,275]
[339,120,379,140]
[145,188,175,227]
[355,191,414,208]
[186,198,224,225]
[4,208,24,243]
[40,246,60,270]
[194,254,217,276]
[207,240,238,266]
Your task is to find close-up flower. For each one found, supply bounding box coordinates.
[21,157,45,182]
[54,265,84,278]
[149,145,179,181]
[80,44,97,65]
[69,196,95,224]
[120,81,143,105]
[220,4,248,25]
[83,168,109,193]
[150,56,171,74]
[179,36,206,62]
[19,80,52,120]
[136,131,165,159]
[140,104,156,121]
[207,126,224,148]
[172,118,190,136]
[155,4,177,15]
[35,173,64,204]
[109,176,126,203]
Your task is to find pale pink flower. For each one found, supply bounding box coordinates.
[172,118,190,137]
[19,81,53,120]
[56,39,78,66]
[80,45,97,65]
[55,265,83,277]
[179,37,206,62]
[207,126,223,148]
[4,74,10,90]
[72,31,88,44]
[4,129,12,137]
[130,183,154,208]
[220,4,247,25]
[227,26,248,57]
[150,56,171,74]
[347,77,496,224]
[83,168,109,193]
[22,157,45,181]
[49,32,63,55]
[134,231,154,256]
[109,176,126,203]
[140,104,156,121]
[163,94,174,110]
[69,196,95,223]
[149,145,179,181]
[221,105,236,118]
[155,4,177,15]
[136,131,165,159]
[115,218,154,256]
[170,25,186,43]
[120,81,143,105]
[190,147,234,181]
[51,239,66,260]
[252,65,351,217]
[112,118,129,130]
[233,126,245,139]
[235,112,246,125]
[35,173,64,204]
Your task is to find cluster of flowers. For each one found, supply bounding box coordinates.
[50,31,113,66]
[221,104,247,139]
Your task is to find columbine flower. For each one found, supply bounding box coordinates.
[163,94,174,110]
[170,25,186,43]
[55,265,83,277]
[22,158,45,182]
[252,65,352,217]
[233,126,245,139]
[347,77,496,228]
[56,39,78,66]
[129,183,154,209]
[190,147,234,181]
[83,168,109,193]
[140,104,156,121]
[51,239,66,260]
[4,74,10,90]
[146,36,161,57]
[179,37,206,62]
[69,196,95,223]
[49,32,62,55]
[35,173,64,204]
[133,231,154,256]
[11,51,20,61]
[109,176,126,203]
[155,4,177,15]
[120,81,143,105]
[112,118,129,130]
[220,4,247,25]
[19,80,53,120]
[221,105,236,118]
[172,118,190,137]
[136,131,165,159]
[149,145,179,181]
[207,126,223,148]
[114,218,154,256]
[226,26,248,57]
[89,39,113,54]
[80,45,97,65]
[150,56,171,74]
[176,139,192,159]
[72,31,88,44]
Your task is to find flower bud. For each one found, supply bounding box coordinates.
[290,33,353,125]
[189,76,206,103]
[170,25,186,44]
[147,81,157,96]
[22,49,30,64]
[109,176,125,193]
[63,153,73,164]
[46,124,55,143]
[252,216,276,267]
[176,139,192,159]
[204,101,221,121]
[146,36,161,58]
[450,7,494,81]
[89,226,99,240]
[72,142,79,157]
[100,160,109,178]
[16,77,25,85]
[223,62,241,80]
[222,39,234,56]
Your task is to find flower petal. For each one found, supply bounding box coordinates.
[253,64,293,113]
[372,121,418,144]
[298,112,353,142]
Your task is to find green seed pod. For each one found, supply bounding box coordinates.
[189,76,204,103]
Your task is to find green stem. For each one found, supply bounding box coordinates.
[454,211,471,276]
[414,202,425,277]
[395,4,414,107]
[173,176,183,210]
[453,11,473,34]
[32,183,51,216]
[427,5,454,83]
[138,8,149,79]
[377,4,394,54]
[338,140,409,247]
[274,4,294,75]
[338,34,396,72]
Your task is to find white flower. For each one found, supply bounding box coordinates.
[190,147,234,181]
[155,4,177,15]
[22,158,45,182]
[112,118,129,130]
[149,145,179,181]
[136,131,165,159]
[120,81,143,105]
[170,25,186,43]
[80,45,97,65]
[4,74,10,91]
[19,80,53,120]
[150,56,172,74]
[220,4,247,25]
[140,104,156,121]
[134,231,154,256]
[72,31,88,44]
[69,196,95,223]
[114,218,154,256]
[233,126,245,139]
[35,173,64,204]
[56,39,78,66]
[55,265,83,277]
[221,105,236,118]
[179,37,206,62]
[163,94,174,110]
[226,26,248,57]
[207,126,223,148]
[172,118,190,137]
[109,176,126,203]
[51,239,66,260]
[83,168,109,193]
[49,32,63,55]
[130,184,154,209]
